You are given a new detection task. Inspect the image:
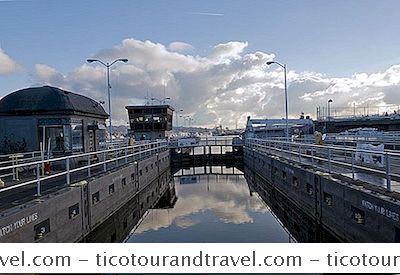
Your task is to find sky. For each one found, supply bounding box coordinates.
[1,0,400,128]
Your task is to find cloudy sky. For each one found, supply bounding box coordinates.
[1,0,400,128]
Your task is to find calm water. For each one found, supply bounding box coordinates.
[126,166,292,243]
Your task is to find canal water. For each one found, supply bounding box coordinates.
[125,165,292,243]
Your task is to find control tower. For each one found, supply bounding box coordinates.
[126,105,174,140]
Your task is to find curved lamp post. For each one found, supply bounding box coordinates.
[87,58,128,142]
[266,61,289,140]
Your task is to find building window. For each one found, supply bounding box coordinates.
[351,206,365,225]
[146,196,150,203]
[145,166,148,173]
[151,164,153,170]
[139,169,142,176]
[69,203,80,219]
[306,184,313,195]
[34,219,50,241]
[324,192,333,206]
[71,120,83,152]
[282,171,287,180]
[92,192,100,205]
[109,184,115,194]
[292,176,298,186]
[121,178,126,186]
[131,173,135,182]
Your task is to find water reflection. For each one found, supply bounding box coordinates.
[126,165,291,243]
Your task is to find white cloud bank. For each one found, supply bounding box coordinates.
[32,38,400,128]
[0,49,20,75]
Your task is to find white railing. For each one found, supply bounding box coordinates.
[169,136,240,148]
[246,138,400,192]
[0,140,168,197]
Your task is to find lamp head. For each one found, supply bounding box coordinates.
[120,59,128,63]
[328,99,333,103]
[266,61,275,65]
[87,59,96,63]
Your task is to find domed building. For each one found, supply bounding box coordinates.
[0,86,108,154]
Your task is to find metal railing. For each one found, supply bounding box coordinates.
[169,136,240,148]
[246,138,400,192]
[0,140,168,197]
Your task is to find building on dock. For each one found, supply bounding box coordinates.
[244,116,314,139]
[126,105,174,140]
[0,86,108,154]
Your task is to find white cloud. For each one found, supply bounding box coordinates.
[0,49,20,75]
[31,38,400,128]
[168,41,193,52]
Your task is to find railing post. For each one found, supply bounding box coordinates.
[88,154,91,177]
[386,153,392,191]
[311,146,314,166]
[66,157,70,185]
[298,144,301,163]
[328,148,332,173]
[103,151,107,172]
[125,148,128,164]
[351,151,355,180]
[36,163,41,197]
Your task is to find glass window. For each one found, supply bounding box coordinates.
[71,121,83,152]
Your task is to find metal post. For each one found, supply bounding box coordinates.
[311,146,314,166]
[103,152,107,172]
[328,148,332,173]
[88,154,91,177]
[298,144,301,163]
[125,148,128,164]
[284,64,289,141]
[106,64,112,142]
[66,157,70,185]
[386,153,392,191]
[36,164,41,196]
[351,151,355,180]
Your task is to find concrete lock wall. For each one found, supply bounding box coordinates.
[0,150,170,243]
[244,147,400,242]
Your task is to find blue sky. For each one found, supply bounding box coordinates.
[1,0,400,126]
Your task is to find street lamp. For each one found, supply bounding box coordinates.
[328,99,333,121]
[176,109,183,128]
[87,58,128,142]
[266,61,289,141]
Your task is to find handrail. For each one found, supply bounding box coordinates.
[0,145,166,194]
[246,138,400,192]
[247,138,400,157]
[0,140,168,198]
[0,140,166,172]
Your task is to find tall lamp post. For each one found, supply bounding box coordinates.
[266,61,289,141]
[328,99,333,121]
[87,58,128,142]
[176,109,183,128]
